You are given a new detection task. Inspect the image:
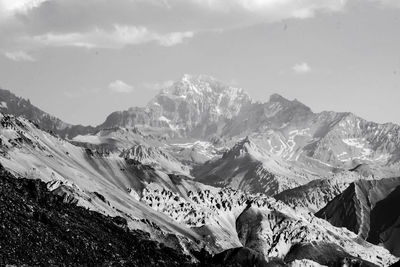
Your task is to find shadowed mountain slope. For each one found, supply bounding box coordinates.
[316,177,400,256]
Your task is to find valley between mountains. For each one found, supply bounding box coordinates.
[0,74,399,266]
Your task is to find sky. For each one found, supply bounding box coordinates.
[0,0,400,126]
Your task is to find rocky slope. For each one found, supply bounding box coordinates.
[193,137,316,195]
[236,203,395,266]
[274,171,373,212]
[166,140,226,165]
[0,112,267,257]
[0,164,192,266]
[316,177,400,256]
[72,126,166,151]
[140,179,398,266]
[121,143,191,176]
[0,113,205,249]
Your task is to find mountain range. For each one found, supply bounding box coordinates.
[3,74,400,175]
[0,74,399,266]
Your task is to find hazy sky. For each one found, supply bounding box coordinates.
[0,0,400,126]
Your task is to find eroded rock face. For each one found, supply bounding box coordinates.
[235,204,396,266]
[141,186,249,228]
[140,181,397,266]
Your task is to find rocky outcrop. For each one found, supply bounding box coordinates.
[139,180,397,266]
[235,204,396,266]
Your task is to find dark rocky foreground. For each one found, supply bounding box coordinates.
[0,164,193,266]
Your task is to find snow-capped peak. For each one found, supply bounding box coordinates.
[160,74,248,97]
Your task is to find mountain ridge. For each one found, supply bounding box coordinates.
[1,75,399,140]
[2,74,400,178]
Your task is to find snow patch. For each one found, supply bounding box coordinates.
[72,135,102,144]
[158,116,170,123]
[342,138,373,159]
[0,101,8,109]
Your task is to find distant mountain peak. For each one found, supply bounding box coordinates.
[267,93,312,114]
[159,74,220,97]
[155,74,250,101]
[241,135,251,144]
[159,73,244,97]
[269,93,289,103]
[269,93,307,106]
[232,136,252,150]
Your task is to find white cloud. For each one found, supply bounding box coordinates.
[108,80,134,93]
[293,62,311,74]
[158,31,194,46]
[182,0,348,20]
[142,80,175,91]
[4,50,35,61]
[27,25,194,49]
[0,0,50,18]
